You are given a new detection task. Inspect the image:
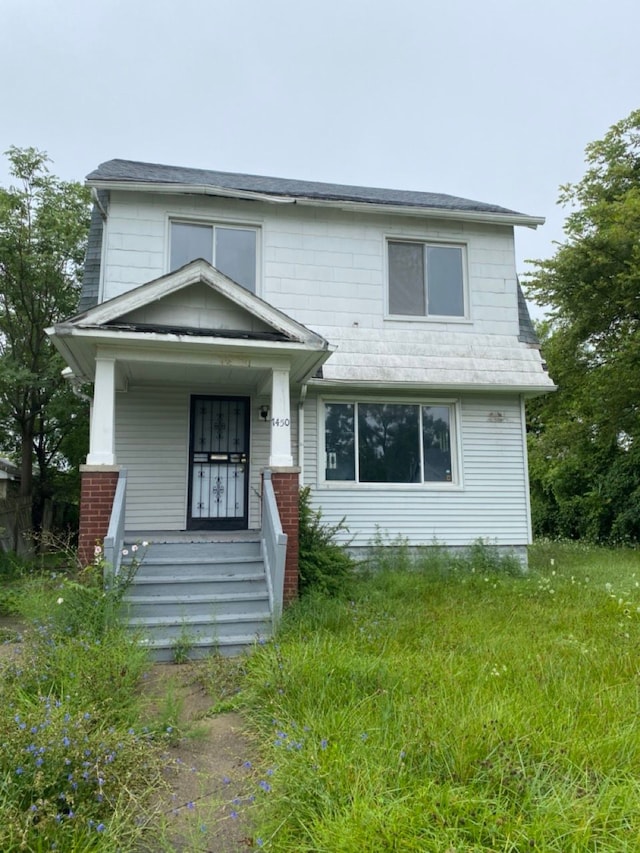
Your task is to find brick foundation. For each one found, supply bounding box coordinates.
[269,470,300,605]
[78,468,119,567]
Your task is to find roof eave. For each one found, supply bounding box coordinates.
[86,179,545,228]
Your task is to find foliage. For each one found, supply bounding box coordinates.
[0,550,167,851]
[241,542,640,851]
[525,109,640,542]
[298,487,355,596]
[0,146,91,531]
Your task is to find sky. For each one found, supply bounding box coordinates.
[2,0,639,318]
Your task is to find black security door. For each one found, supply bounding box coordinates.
[187,396,250,530]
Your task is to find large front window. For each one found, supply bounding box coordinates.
[170,221,257,292]
[324,401,456,484]
[388,240,466,318]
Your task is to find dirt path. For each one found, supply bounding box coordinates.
[0,620,260,852]
[139,662,258,852]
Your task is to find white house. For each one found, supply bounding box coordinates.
[48,160,554,657]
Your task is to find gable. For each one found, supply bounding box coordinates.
[116,281,275,336]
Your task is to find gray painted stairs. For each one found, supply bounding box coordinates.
[120,534,272,661]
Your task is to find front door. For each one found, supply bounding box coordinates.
[187,396,250,530]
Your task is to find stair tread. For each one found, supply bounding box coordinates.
[132,571,265,581]
[127,612,271,626]
[126,555,262,566]
[123,591,269,604]
[140,633,270,649]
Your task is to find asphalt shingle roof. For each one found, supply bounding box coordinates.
[87,159,530,218]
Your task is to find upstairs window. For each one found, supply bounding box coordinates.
[170,221,257,292]
[388,240,466,318]
[324,401,456,484]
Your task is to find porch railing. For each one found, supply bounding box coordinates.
[103,469,127,587]
[261,470,287,623]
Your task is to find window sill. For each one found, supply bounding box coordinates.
[319,481,463,491]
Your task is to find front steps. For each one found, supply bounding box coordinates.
[120,534,273,661]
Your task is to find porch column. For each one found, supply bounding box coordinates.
[86,356,116,466]
[269,367,293,467]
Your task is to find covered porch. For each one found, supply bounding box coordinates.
[47,261,330,648]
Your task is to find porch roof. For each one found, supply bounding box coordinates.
[47,260,332,388]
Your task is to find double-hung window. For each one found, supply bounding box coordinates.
[388,240,466,318]
[170,221,258,293]
[324,401,457,484]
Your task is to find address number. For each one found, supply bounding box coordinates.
[271,417,290,427]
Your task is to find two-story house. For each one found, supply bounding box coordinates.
[48,160,554,658]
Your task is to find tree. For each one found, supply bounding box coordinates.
[525,109,640,542]
[0,147,91,531]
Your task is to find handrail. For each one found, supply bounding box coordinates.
[261,470,287,623]
[103,469,127,587]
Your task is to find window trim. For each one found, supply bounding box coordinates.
[166,215,262,294]
[384,236,469,322]
[318,395,463,489]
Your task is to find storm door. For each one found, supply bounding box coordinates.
[188,396,250,530]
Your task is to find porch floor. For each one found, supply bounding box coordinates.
[125,529,261,545]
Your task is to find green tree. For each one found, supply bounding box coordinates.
[525,109,640,542]
[0,147,91,531]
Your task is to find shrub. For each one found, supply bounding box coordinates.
[298,487,355,596]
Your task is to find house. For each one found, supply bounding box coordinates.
[47,159,554,658]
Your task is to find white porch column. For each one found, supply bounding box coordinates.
[86,356,116,465]
[269,367,293,467]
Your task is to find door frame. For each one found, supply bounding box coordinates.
[186,394,251,531]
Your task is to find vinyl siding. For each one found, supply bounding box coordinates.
[99,191,552,391]
[115,387,291,530]
[304,390,530,547]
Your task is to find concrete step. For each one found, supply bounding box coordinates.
[127,612,271,640]
[143,634,269,661]
[125,539,262,560]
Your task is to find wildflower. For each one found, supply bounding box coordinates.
[15,767,23,775]
[320,739,328,749]
[56,597,64,605]
[230,810,239,819]
[96,823,105,832]
[243,761,252,769]
[122,548,129,556]
[187,801,195,810]
[360,732,368,741]
[142,540,149,547]
[222,776,231,784]
[259,780,271,792]
[256,839,264,847]
[131,544,138,552]
[94,545,102,557]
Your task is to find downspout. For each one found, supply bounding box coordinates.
[298,383,308,486]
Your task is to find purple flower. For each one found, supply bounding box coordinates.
[320,739,328,750]
[96,823,105,832]
[187,801,195,810]
[259,780,271,792]
[230,810,239,819]
[222,775,231,784]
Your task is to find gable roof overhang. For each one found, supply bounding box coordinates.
[48,260,332,388]
[86,160,545,229]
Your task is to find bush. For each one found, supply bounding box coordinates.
[298,487,355,596]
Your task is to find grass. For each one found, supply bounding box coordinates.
[0,553,172,852]
[236,540,640,851]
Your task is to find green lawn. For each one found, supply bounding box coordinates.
[240,542,640,851]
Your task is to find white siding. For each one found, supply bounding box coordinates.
[100,191,552,391]
[115,387,287,531]
[304,390,531,547]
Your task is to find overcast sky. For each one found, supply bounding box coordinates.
[2,0,639,317]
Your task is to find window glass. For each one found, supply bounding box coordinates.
[325,403,355,481]
[216,228,257,293]
[422,405,452,481]
[388,241,425,315]
[358,403,420,483]
[427,246,464,316]
[170,222,213,271]
[324,401,455,484]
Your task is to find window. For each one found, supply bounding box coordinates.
[170,221,257,292]
[324,401,456,484]
[388,240,465,318]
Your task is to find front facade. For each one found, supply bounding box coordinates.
[48,160,553,654]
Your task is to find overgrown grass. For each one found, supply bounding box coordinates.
[240,541,640,851]
[0,554,170,851]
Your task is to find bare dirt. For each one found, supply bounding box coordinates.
[0,620,260,852]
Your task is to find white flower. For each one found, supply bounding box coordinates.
[142,540,149,547]
[56,597,64,605]
[122,548,129,556]
[94,545,102,556]
[131,544,138,553]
